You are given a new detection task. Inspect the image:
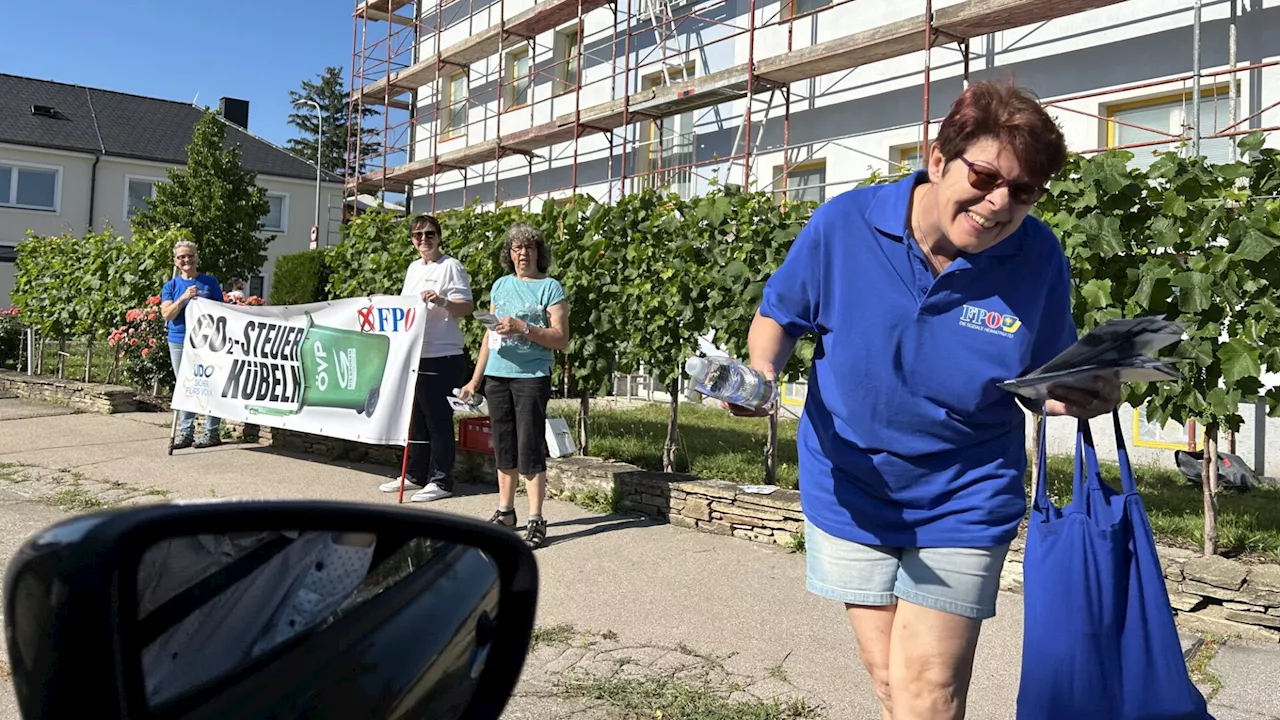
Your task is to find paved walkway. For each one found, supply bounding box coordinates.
[0,397,1277,719]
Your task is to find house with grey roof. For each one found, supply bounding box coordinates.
[0,74,346,305]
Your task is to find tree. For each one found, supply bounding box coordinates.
[287,66,381,178]
[131,110,272,285]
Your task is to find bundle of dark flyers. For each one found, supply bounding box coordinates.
[999,316,1187,400]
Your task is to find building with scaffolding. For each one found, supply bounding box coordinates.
[345,0,1280,212]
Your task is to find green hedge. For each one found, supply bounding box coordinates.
[269,249,332,306]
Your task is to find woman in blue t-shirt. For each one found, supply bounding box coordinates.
[734,81,1122,718]
[159,239,224,449]
[460,223,569,549]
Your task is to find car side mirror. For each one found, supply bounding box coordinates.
[3,501,539,720]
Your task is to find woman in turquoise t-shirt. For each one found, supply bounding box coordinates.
[461,223,569,549]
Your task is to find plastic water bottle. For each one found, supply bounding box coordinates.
[684,356,777,410]
[452,388,487,414]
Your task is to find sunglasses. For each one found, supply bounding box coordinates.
[411,230,438,240]
[956,155,1045,205]
[175,255,195,261]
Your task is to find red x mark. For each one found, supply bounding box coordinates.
[357,305,375,332]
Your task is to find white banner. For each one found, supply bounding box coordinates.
[171,296,426,446]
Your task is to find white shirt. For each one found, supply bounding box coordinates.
[400,255,473,358]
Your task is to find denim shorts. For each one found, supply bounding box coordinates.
[804,519,1010,620]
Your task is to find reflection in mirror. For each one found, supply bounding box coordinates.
[134,529,463,708]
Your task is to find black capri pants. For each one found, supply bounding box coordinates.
[485,375,552,476]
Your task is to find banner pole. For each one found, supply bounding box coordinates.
[396,367,419,504]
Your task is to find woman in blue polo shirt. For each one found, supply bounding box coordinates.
[739,81,1120,718]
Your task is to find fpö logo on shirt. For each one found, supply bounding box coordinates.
[357,304,417,333]
[959,304,1022,338]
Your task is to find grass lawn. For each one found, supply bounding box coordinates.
[553,403,1280,562]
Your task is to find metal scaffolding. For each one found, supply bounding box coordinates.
[345,0,1279,212]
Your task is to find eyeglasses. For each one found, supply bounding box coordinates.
[956,155,1045,205]
[510,244,536,254]
[411,231,437,241]
[175,255,195,262]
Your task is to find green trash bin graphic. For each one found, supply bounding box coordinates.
[248,313,391,418]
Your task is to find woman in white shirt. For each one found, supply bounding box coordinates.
[379,214,475,502]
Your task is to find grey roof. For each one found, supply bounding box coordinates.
[0,74,342,183]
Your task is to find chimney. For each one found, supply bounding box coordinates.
[219,97,250,130]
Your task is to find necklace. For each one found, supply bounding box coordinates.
[910,185,945,277]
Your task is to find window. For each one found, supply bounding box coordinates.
[249,276,265,299]
[442,72,468,138]
[505,48,531,110]
[637,64,696,195]
[892,145,924,174]
[788,0,831,16]
[125,176,163,219]
[555,27,580,93]
[772,160,827,204]
[262,193,287,233]
[1105,88,1236,170]
[0,162,59,211]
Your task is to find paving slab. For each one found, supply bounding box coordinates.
[0,403,1276,719]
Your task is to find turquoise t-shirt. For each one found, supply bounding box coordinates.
[484,275,565,378]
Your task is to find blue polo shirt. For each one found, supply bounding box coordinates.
[161,274,224,344]
[760,171,1077,548]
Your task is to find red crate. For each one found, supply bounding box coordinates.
[458,417,494,455]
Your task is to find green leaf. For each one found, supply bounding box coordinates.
[1081,278,1113,309]
[1234,230,1278,263]
[1171,271,1214,313]
[1238,131,1266,155]
[1162,191,1187,218]
[1218,339,1262,385]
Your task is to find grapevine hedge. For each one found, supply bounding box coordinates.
[12,137,1280,548]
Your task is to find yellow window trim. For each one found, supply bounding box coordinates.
[506,47,530,109]
[1103,82,1235,148]
[772,159,826,203]
[440,71,467,140]
[891,144,923,174]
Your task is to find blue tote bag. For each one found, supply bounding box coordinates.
[1017,410,1211,720]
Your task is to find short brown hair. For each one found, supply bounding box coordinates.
[410,213,441,237]
[934,80,1067,186]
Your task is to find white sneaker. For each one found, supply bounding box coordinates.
[379,477,425,493]
[410,481,453,503]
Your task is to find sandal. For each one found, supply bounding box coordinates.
[489,508,517,528]
[524,517,547,549]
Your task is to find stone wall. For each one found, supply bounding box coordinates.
[542,456,806,547]
[5,373,1272,643]
[0,370,136,414]
[1002,535,1280,643]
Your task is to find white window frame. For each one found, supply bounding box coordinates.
[124,174,165,220]
[263,192,289,234]
[0,159,62,213]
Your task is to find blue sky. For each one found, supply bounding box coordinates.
[3,0,358,149]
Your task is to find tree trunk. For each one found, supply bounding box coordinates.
[578,393,590,456]
[36,336,45,375]
[56,337,67,378]
[83,343,93,383]
[1202,424,1220,556]
[1029,413,1044,503]
[663,381,680,473]
[764,403,778,485]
